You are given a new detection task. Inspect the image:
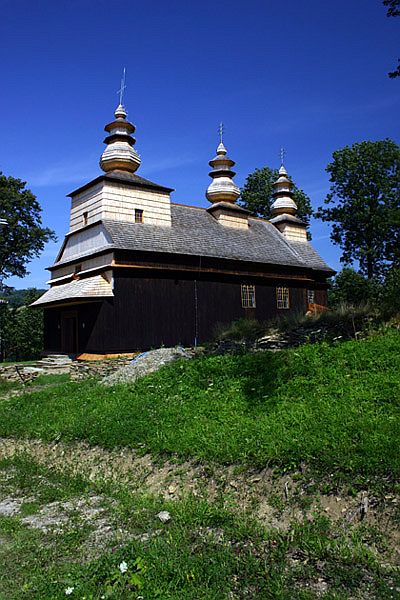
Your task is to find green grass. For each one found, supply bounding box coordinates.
[0,331,399,482]
[0,379,21,396]
[0,456,398,599]
[0,374,70,398]
[1,333,399,598]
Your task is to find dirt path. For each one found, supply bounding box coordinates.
[2,436,396,540]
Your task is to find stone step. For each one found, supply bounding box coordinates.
[36,356,73,365]
[35,355,73,373]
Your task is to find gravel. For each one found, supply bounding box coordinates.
[102,346,192,386]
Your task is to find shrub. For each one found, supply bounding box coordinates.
[328,268,382,307]
[213,318,264,343]
[0,289,44,361]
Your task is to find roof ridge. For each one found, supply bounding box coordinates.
[171,202,206,211]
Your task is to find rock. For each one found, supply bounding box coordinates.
[102,347,192,386]
[0,498,22,517]
[156,510,171,523]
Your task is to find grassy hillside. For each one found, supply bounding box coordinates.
[0,331,399,599]
[0,331,399,481]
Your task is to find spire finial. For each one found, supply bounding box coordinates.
[100,73,141,173]
[117,67,127,107]
[219,122,224,144]
[280,147,286,166]
[206,127,240,204]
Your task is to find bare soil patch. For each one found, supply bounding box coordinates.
[1,436,399,553]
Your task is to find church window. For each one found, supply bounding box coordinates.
[135,209,144,223]
[83,211,88,225]
[276,287,289,309]
[241,284,256,308]
[307,289,315,304]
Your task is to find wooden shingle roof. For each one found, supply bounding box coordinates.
[51,204,334,274]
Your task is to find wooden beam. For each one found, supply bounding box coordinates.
[112,261,315,283]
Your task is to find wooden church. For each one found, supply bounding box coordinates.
[33,98,334,355]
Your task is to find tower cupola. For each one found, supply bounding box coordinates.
[206,124,249,229]
[270,164,298,216]
[269,153,308,242]
[206,125,240,204]
[99,103,141,173]
[100,71,141,173]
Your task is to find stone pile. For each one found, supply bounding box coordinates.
[211,324,345,355]
[255,329,291,351]
[0,364,45,383]
[35,355,73,374]
[70,358,132,381]
[102,346,193,386]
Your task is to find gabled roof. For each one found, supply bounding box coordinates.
[51,204,334,274]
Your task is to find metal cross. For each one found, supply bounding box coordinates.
[117,68,127,106]
[280,147,286,166]
[218,122,225,144]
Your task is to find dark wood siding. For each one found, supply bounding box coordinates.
[43,271,312,353]
[43,308,61,354]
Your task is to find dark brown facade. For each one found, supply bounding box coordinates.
[43,267,327,354]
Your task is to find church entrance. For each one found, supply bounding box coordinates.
[61,311,78,355]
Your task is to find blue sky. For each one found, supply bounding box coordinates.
[1,0,399,289]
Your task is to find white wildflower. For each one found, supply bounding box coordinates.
[157,510,171,523]
[119,560,128,573]
[65,588,74,596]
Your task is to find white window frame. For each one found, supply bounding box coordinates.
[241,284,256,308]
[276,286,290,309]
[307,289,315,304]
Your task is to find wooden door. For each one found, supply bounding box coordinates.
[61,311,78,355]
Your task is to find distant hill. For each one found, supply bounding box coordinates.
[0,288,46,308]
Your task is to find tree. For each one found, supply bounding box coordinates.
[381,266,400,313]
[239,166,313,224]
[0,287,46,308]
[328,268,381,307]
[0,289,44,361]
[383,0,400,77]
[0,173,56,281]
[317,139,400,280]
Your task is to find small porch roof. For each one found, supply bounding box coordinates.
[31,274,113,307]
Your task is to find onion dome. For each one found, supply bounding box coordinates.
[270,164,298,216]
[100,103,141,173]
[206,139,240,204]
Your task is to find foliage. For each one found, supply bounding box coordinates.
[384,0,400,16]
[384,0,400,77]
[0,287,46,308]
[317,139,400,279]
[0,331,399,480]
[0,173,56,281]
[328,266,400,316]
[328,268,382,306]
[381,266,400,313]
[239,166,313,224]
[0,289,44,361]
[213,318,264,343]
